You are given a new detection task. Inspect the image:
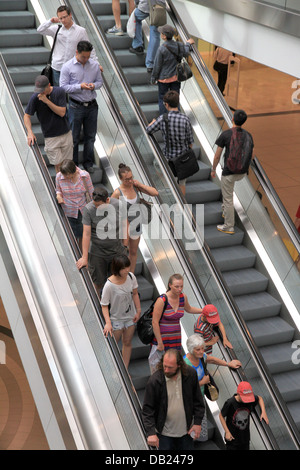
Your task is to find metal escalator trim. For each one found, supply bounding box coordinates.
[175,0,300,39]
[251,158,300,252]
[73,0,300,447]
[0,53,147,447]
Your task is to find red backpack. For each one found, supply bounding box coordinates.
[226,127,253,174]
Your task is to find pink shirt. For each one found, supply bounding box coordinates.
[56,167,94,218]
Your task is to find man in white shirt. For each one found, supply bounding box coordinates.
[37,5,98,86]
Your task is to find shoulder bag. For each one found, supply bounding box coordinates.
[164,42,193,82]
[139,191,153,225]
[41,25,62,83]
[137,294,168,345]
[163,113,199,180]
[148,0,167,27]
[200,357,219,401]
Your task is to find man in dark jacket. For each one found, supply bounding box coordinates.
[142,349,205,450]
[151,24,194,114]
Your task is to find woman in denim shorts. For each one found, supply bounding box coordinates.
[100,254,141,369]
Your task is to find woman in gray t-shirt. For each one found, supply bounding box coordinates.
[101,254,141,369]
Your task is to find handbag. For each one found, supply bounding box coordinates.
[148,0,167,27]
[176,59,193,82]
[41,25,62,83]
[164,43,193,82]
[163,114,199,180]
[201,358,219,401]
[137,294,168,345]
[139,192,153,225]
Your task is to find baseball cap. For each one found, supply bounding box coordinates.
[202,304,220,324]
[34,75,49,93]
[158,24,176,39]
[237,381,255,403]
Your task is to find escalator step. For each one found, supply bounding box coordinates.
[247,316,295,347]
[222,268,269,296]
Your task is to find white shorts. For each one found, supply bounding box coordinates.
[111,319,135,330]
[44,130,73,165]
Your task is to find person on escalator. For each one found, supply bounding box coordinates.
[37,5,99,87]
[211,109,254,234]
[128,0,162,73]
[24,75,73,174]
[76,187,128,295]
[111,163,158,273]
[150,24,194,115]
[101,254,141,369]
[146,90,194,196]
[194,304,233,355]
[106,0,135,35]
[56,159,94,250]
[219,381,269,450]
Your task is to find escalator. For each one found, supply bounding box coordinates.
[0,1,229,451]
[0,0,299,450]
[82,0,300,439]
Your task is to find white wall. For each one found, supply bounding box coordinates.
[173,0,300,78]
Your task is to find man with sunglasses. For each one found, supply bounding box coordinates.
[76,187,128,294]
[37,5,98,86]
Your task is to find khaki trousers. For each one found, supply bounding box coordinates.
[221,173,245,228]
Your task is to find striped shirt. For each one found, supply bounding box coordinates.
[55,168,94,218]
[152,293,185,350]
[194,316,218,355]
[146,111,194,159]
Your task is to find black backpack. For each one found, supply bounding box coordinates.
[226,127,253,174]
[136,294,168,345]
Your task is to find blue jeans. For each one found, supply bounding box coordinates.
[52,69,60,87]
[68,100,98,169]
[158,81,181,115]
[132,8,160,68]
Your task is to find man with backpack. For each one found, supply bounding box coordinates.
[211,109,254,234]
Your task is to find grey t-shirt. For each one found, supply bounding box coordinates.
[100,273,138,322]
[82,198,127,256]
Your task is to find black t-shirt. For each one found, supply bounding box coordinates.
[215,128,253,176]
[25,86,70,138]
[221,394,259,446]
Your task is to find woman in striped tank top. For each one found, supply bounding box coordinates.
[152,274,203,352]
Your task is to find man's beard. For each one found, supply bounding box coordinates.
[164,367,179,379]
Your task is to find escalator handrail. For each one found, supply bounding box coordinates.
[166,0,300,256]
[0,53,147,439]
[77,0,300,447]
[251,158,300,251]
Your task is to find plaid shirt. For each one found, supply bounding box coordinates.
[56,168,94,218]
[146,111,194,159]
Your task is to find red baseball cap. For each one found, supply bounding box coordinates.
[202,304,220,324]
[237,381,255,403]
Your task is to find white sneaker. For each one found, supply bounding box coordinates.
[217,224,235,234]
[106,25,124,35]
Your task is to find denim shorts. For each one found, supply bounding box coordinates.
[111,319,135,330]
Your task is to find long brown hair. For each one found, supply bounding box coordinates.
[157,349,189,375]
